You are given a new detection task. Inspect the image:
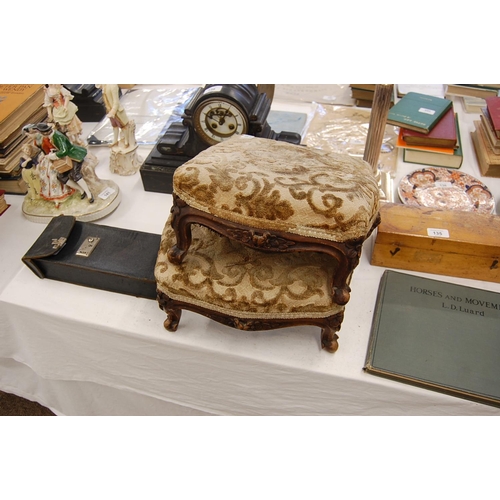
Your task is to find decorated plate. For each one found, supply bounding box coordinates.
[398,167,495,214]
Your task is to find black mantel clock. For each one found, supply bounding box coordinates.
[140,84,302,194]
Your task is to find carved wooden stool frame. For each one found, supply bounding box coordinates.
[156,289,344,352]
[157,193,380,352]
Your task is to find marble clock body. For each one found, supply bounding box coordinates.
[140,84,301,194]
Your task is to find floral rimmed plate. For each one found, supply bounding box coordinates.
[398,167,495,214]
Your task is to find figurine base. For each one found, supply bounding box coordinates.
[22,184,121,223]
[109,143,142,176]
[22,153,121,223]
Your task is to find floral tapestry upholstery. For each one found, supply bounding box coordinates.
[155,218,346,319]
[173,135,380,243]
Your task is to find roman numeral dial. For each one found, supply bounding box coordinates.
[193,98,248,145]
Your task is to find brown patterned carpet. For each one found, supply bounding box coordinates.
[0,390,55,416]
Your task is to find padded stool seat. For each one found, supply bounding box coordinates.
[172,136,380,243]
[156,219,346,351]
[155,135,380,352]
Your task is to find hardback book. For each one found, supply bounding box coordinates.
[350,84,377,91]
[0,173,27,194]
[474,120,500,165]
[0,133,24,158]
[397,129,455,155]
[387,92,453,133]
[401,107,457,148]
[355,99,374,108]
[461,96,486,114]
[403,144,463,169]
[478,117,500,155]
[471,122,500,177]
[0,84,44,144]
[480,110,500,149]
[485,96,500,138]
[0,106,47,150]
[402,115,463,169]
[365,270,500,408]
[351,88,375,101]
[0,136,29,174]
[446,84,500,99]
[0,189,9,215]
[350,85,394,108]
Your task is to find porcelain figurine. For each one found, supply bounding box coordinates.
[97,84,141,175]
[20,122,121,223]
[21,124,81,207]
[43,84,85,146]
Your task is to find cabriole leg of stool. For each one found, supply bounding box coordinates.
[167,241,189,265]
[331,262,352,306]
[320,313,344,352]
[321,328,339,353]
[167,218,192,265]
[167,195,193,264]
[330,241,362,306]
[163,307,182,332]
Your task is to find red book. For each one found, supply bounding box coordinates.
[485,96,500,138]
[401,107,457,148]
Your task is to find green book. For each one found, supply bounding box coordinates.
[387,92,453,133]
[365,270,500,408]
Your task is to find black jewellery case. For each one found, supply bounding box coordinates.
[22,215,161,299]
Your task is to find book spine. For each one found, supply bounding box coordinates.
[486,97,500,135]
[363,270,389,370]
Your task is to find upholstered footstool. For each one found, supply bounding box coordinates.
[155,135,380,352]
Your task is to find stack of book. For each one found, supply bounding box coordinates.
[445,84,500,99]
[461,96,487,114]
[0,84,47,194]
[388,92,463,169]
[471,96,500,177]
[350,84,395,108]
[349,84,378,108]
[445,84,500,115]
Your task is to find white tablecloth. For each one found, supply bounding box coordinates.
[1,86,500,415]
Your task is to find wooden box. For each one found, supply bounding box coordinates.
[371,203,500,283]
[52,156,73,173]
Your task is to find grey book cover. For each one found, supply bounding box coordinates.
[365,270,500,408]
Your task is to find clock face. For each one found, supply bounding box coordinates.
[193,98,249,145]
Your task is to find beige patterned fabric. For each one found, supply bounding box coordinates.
[173,135,380,243]
[155,219,345,319]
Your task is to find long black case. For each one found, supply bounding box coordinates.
[22,215,161,299]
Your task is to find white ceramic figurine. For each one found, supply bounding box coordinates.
[97,84,142,175]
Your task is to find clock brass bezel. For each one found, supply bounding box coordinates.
[192,97,249,146]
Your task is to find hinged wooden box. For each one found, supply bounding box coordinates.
[371,203,500,283]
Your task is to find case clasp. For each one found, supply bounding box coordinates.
[76,237,100,257]
[51,237,67,252]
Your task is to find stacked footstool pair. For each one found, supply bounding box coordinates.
[155,135,380,352]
